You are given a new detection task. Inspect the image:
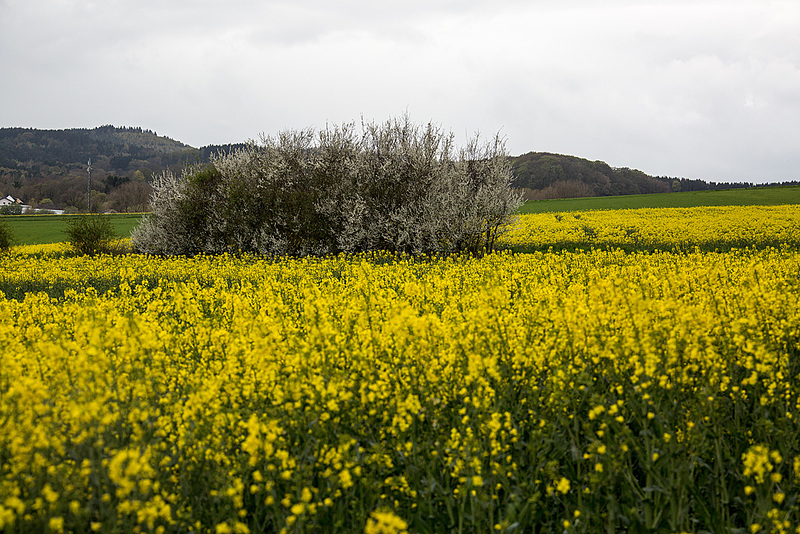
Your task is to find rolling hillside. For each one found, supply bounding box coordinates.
[0,126,241,213]
[1,126,794,212]
[509,152,765,200]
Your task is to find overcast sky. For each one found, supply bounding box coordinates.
[1,0,798,183]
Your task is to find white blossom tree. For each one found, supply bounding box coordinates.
[132,116,522,256]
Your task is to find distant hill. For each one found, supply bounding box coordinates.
[0,126,243,213]
[508,152,760,200]
[0,125,195,168]
[1,125,790,213]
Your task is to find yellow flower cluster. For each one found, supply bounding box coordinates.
[1,205,800,532]
[743,445,781,485]
[365,509,409,534]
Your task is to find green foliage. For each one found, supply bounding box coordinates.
[0,204,24,215]
[64,215,118,256]
[0,221,13,251]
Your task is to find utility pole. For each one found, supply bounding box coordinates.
[87,158,92,212]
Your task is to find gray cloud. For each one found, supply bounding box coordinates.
[1,0,798,182]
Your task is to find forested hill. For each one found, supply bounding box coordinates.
[0,126,244,212]
[0,125,778,212]
[509,152,754,200]
[0,125,200,169]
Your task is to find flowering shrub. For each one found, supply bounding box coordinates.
[132,117,522,256]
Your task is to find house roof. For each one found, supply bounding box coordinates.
[1,195,23,205]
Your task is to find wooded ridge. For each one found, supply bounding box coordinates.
[1,125,792,212]
[509,152,774,200]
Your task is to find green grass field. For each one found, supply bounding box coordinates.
[520,184,800,213]
[2,186,799,245]
[0,214,143,246]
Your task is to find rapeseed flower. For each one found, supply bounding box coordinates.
[1,208,800,533]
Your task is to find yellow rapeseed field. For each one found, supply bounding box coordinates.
[1,205,800,533]
[502,204,800,251]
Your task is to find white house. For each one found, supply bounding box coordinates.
[0,194,58,213]
[0,194,22,207]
